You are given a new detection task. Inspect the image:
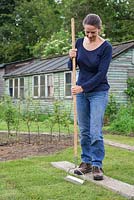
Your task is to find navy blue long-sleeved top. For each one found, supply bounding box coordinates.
[68,38,112,93]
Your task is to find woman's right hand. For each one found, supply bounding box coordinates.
[69,49,77,59]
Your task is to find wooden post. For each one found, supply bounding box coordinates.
[71,18,78,166]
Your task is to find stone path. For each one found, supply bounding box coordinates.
[52,161,134,200]
[104,139,134,151]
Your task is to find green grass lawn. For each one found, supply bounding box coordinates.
[0,120,134,199]
[0,145,134,200]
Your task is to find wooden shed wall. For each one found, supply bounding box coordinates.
[4,47,134,113]
[4,72,73,116]
[108,48,134,103]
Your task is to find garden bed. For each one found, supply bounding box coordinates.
[0,132,73,161]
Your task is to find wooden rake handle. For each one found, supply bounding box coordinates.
[71,18,78,163]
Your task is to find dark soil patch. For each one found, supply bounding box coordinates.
[0,132,73,161]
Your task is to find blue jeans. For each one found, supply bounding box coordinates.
[76,91,108,168]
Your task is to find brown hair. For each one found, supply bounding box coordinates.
[83,14,102,29]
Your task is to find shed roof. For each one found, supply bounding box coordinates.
[3,40,134,78]
[0,63,5,69]
[4,55,69,78]
[112,40,134,58]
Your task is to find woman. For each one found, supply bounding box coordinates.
[68,13,112,180]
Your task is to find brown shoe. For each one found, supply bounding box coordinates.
[92,166,103,180]
[74,162,92,175]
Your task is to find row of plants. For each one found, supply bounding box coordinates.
[0,77,134,139]
[0,96,73,143]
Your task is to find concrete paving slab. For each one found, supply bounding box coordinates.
[104,139,134,151]
[51,161,134,199]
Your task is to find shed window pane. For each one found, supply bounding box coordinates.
[66,73,71,83]
[65,73,71,97]
[33,76,39,97]
[14,78,18,98]
[20,78,24,98]
[65,85,71,96]
[9,79,13,97]
[15,79,18,87]
[34,76,38,86]
[47,75,53,97]
[40,75,45,97]
[20,78,24,86]
[34,87,38,96]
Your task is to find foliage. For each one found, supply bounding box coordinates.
[33,28,71,57]
[0,97,73,139]
[45,100,72,139]
[124,77,134,103]
[0,0,62,63]
[21,97,35,143]
[32,29,86,58]
[109,104,134,135]
[0,96,18,136]
[0,0,134,63]
[12,99,22,135]
[105,94,118,124]
[31,38,47,58]
[37,113,50,122]
[61,0,134,42]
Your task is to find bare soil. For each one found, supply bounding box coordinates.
[0,132,73,161]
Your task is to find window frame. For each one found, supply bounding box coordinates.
[40,74,46,98]
[33,74,54,98]
[19,77,25,99]
[64,71,72,98]
[9,79,13,97]
[33,75,39,98]
[8,77,25,99]
[46,74,54,98]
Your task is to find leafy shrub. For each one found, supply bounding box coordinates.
[0,96,19,136]
[109,104,134,136]
[32,28,71,58]
[44,100,72,138]
[37,114,50,122]
[124,77,134,103]
[104,94,118,124]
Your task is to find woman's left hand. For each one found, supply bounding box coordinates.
[71,86,83,95]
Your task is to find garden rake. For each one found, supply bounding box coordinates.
[64,18,85,185]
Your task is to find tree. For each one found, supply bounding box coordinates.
[32,28,71,58]
[104,0,134,42]
[0,0,62,63]
[0,0,19,62]
[59,0,134,42]
[0,0,133,63]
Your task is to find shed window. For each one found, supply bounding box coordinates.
[33,76,39,97]
[33,74,53,98]
[65,72,72,97]
[14,78,18,98]
[20,78,24,98]
[40,75,45,97]
[9,79,13,97]
[47,75,53,97]
[9,78,25,98]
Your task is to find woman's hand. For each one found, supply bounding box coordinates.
[72,86,83,95]
[69,49,77,59]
